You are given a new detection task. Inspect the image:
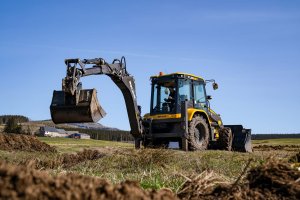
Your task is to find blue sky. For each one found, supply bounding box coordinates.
[0,0,299,133]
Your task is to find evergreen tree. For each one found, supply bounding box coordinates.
[4,118,22,134]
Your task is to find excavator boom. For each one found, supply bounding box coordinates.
[50,57,143,138]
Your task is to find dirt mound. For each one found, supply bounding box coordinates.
[0,133,56,152]
[254,144,300,151]
[0,161,177,200]
[178,161,300,200]
[26,149,106,169]
[55,149,106,168]
[246,161,300,199]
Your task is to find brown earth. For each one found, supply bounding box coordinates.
[0,133,299,199]
[178,160,300,200]
[0,133,56,152]
[1,160,299,200]
[23,149,106,169]
[0,161,177,200]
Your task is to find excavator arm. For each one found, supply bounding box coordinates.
[50,57,143,139]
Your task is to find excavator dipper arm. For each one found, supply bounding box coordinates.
[50,57,143,139]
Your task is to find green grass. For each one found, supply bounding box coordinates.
[0,137,298,192]
[252,138,300,145]
[38,137,134,153]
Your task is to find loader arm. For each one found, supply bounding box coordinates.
[50,57,143,138]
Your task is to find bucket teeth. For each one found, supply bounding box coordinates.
[50,89,106,124]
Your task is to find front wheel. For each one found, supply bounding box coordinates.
[188,115,210,151]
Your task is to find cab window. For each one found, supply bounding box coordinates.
[151,79,176,113]
[194,82,207,109]
[178,79,192,102]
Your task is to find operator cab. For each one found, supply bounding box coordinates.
[150,73,208,115]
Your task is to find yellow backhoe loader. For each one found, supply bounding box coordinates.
[50,56,252,152]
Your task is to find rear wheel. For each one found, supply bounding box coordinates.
[218,127,233,151]
[188,115,209,151]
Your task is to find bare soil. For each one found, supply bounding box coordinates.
[0,161,177,200]
[0,133,56,152]
[23,149,106,169]
[0,134,299,199]
[1,159,299,200]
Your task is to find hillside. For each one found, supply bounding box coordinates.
[16,120,122,136]
[24,120,119,129]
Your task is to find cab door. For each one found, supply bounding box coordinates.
[193,81,208,113]
[178,78,193,109]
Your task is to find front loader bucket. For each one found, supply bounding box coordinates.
[50,89,106,124]
[225,125,252,152]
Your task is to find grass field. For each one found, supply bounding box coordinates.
[252,138,300,145]
[0,137,299,192]
[39,137,300,152]
[38,137,133,153]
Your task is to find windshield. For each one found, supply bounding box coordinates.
[151,79,176,114]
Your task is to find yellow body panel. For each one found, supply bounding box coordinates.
[144,108,221,140]
[144,108,209,122]
[208,108,223,126]
[187,108,209,121]
[143,113,181,120]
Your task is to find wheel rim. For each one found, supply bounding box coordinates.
[194,123,205,144]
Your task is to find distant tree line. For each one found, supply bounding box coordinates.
[252,134,300,140]
[61,127,300,142]
[0,115,29,124]
[62,127,134,142]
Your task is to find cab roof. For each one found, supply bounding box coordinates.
[151,72,204,81]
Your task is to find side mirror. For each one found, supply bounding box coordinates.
[207,95,212,100]
[213,83,218,90]
[205,79,219,90]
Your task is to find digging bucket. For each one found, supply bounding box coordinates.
[225,125,252,152]
[50,89,106,124]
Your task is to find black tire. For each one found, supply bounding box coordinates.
[179,137,188,151]
[188,115,210,151]
[218,127,233,151]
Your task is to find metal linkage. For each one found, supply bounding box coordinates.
[60,56,143,138]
